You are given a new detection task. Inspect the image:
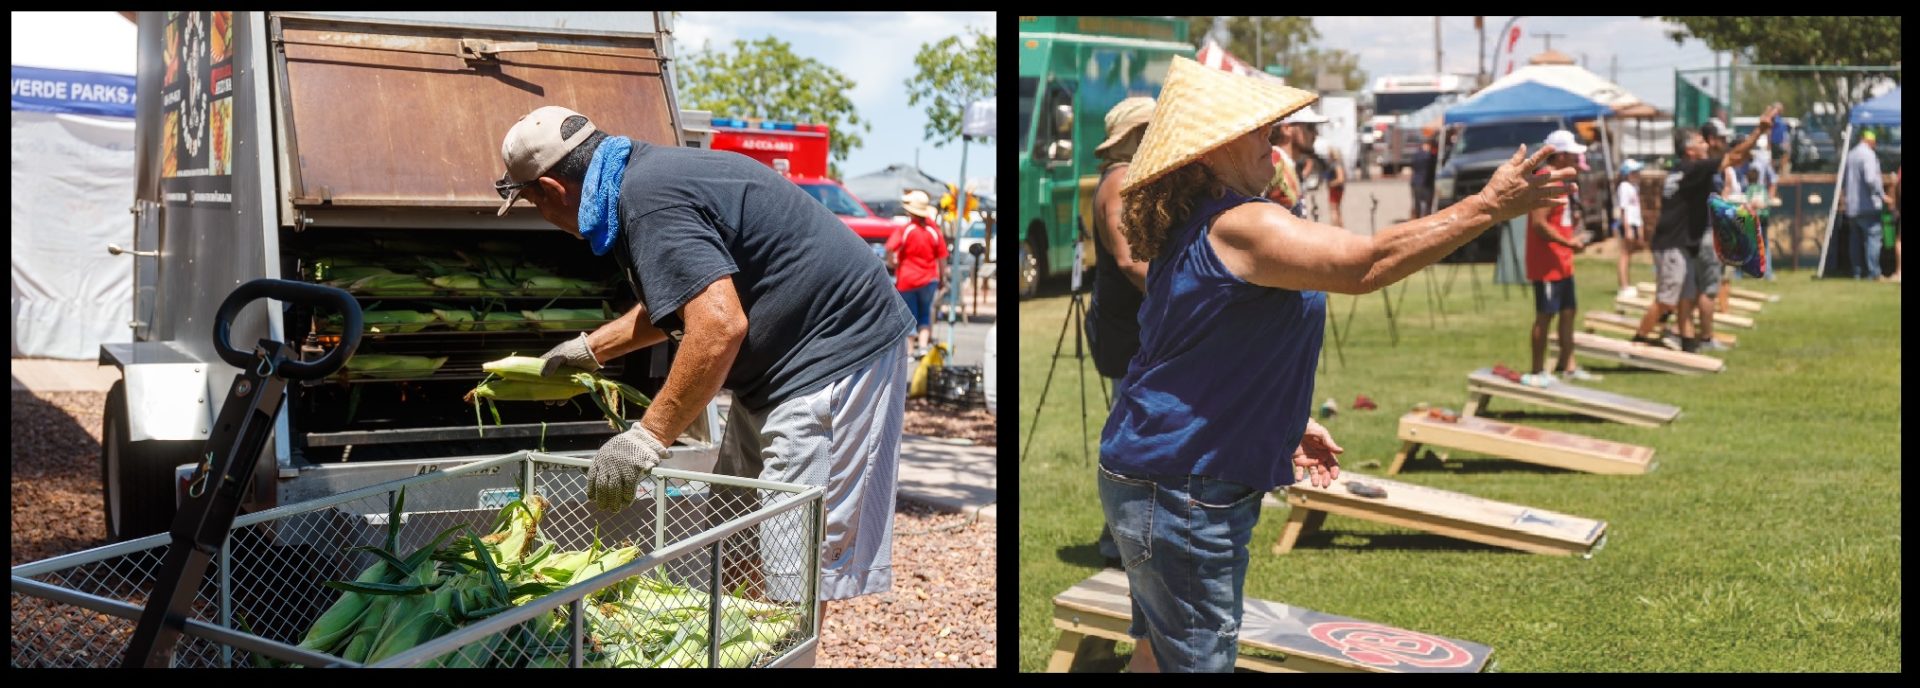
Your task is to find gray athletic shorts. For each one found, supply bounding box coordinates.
[713,342,909,601]
[1654,246,1720,305]
[1690,240,1722,299]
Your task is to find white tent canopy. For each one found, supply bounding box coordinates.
[1477,64,1644,112]
[12,12,139,359]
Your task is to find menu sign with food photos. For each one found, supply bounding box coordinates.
[159,11,234,197]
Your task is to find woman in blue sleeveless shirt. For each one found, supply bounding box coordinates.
[1100,56,1577,673]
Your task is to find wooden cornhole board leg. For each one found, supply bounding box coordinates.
[1390,440,1423,475]
[1053,569,1497,672]
[1272,501,1330,555]
[1048,628,1118,672]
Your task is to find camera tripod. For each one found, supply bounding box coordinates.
[1021,245,1108,466]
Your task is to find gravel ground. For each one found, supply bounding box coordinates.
[11,390,995,667]
[901,398,997,447]
[12,391,109,566]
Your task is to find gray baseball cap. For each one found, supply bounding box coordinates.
[497,105,596,216]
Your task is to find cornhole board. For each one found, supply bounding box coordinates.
[1729,286,1780,303]
[1583,310,1737,348]
[1614,294,1755,329]
[1262,473,1608,558]
[1050,568,1496,673]
[1465,367,1681,427]
[1549,331,1726,375]
[1392,411,1655,475]
[1635,282,1763,313]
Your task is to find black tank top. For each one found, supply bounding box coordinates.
[1086,165,1145,380]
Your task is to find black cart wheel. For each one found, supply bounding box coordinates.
[101,380,198,541]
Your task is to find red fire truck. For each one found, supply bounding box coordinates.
[707,117,896,262]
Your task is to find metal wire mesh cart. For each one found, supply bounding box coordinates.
[13,451,824,668]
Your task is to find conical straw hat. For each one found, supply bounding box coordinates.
[1122,55,1318,195]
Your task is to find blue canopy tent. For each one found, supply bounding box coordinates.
[1443,80,1612,125]
[1442,81,1613,286]
[1819,87,1901,278]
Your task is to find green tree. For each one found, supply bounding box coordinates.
[1292,47,1369,93]
[1658,17,1902,152]
[1176,17,1366,91]
[904,27,996,147]
[679,36,869,179]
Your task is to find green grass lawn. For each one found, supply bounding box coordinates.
[1017,257,1901,672]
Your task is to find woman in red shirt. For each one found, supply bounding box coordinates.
[887,189,949,354]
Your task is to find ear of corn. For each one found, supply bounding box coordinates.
[434,309,477,331]
[474,311,528,332]
[350,274,433,294]
[298,559,389,650]
[346,354,448,379]
[362,309,437,334]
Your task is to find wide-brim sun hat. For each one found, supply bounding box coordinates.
[1282,105,1329,125]
[1122,55,1318,195]
[901,189,938,220]
[1096,97,1156,157]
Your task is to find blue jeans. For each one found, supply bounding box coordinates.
[1097,464,1263,673]
[899,281,938,328]
[1849,213,1884,279]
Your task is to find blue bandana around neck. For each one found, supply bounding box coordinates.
[578,135,633,256]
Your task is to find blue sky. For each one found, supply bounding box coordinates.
[678,12,997,194]
[1288,16,1729,111]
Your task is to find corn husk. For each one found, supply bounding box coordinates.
[350,274,433,294]
[363,309,437,334]
[433,309,477,331]
[521,307,608,331]
[347,354,448,379]
[520,275,602,294]
[320,265,396,284]
[473,311,529,332]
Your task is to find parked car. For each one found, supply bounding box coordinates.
[793,176,895,263]
[1433,116,1609,261]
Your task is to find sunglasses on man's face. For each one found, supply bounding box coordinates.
[494,176,535,200]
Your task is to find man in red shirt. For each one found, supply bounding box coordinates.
[1522,130,1600,387]
[886,189,949,355]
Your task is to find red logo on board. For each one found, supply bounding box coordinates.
[1309,622,1474,669]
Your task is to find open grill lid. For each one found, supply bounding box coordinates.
[272,13,678,210]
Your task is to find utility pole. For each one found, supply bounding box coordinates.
[1434,16,1443,75]
[1536,31,1566,52]
[1256,16,1263,70]
[1477,16,1487,87]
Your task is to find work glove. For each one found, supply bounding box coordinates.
[587,426,667,512]
[538,332,601,378]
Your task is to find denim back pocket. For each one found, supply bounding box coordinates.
[1096,466,1157,570]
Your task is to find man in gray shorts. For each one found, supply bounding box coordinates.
[1637,107,1778,352]
[493,106,916,638]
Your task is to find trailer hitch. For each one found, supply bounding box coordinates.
[123,279,362,667]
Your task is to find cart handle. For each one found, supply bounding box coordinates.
[213,279,361,379]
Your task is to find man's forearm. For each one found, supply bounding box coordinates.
[587,302,670,363]
[637,323,742,448]
[1357,194,1500,292]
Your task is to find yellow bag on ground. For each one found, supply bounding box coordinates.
[909,344,948,398]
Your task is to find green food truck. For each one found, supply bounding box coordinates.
[1018,16,1193,298]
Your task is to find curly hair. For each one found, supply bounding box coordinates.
[1121,163,1221,262]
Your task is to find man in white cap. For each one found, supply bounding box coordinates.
[1521,130,1600,387]
[1281,105,1334,223]
[1614,159,1647,299]
[494,105,916,634]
